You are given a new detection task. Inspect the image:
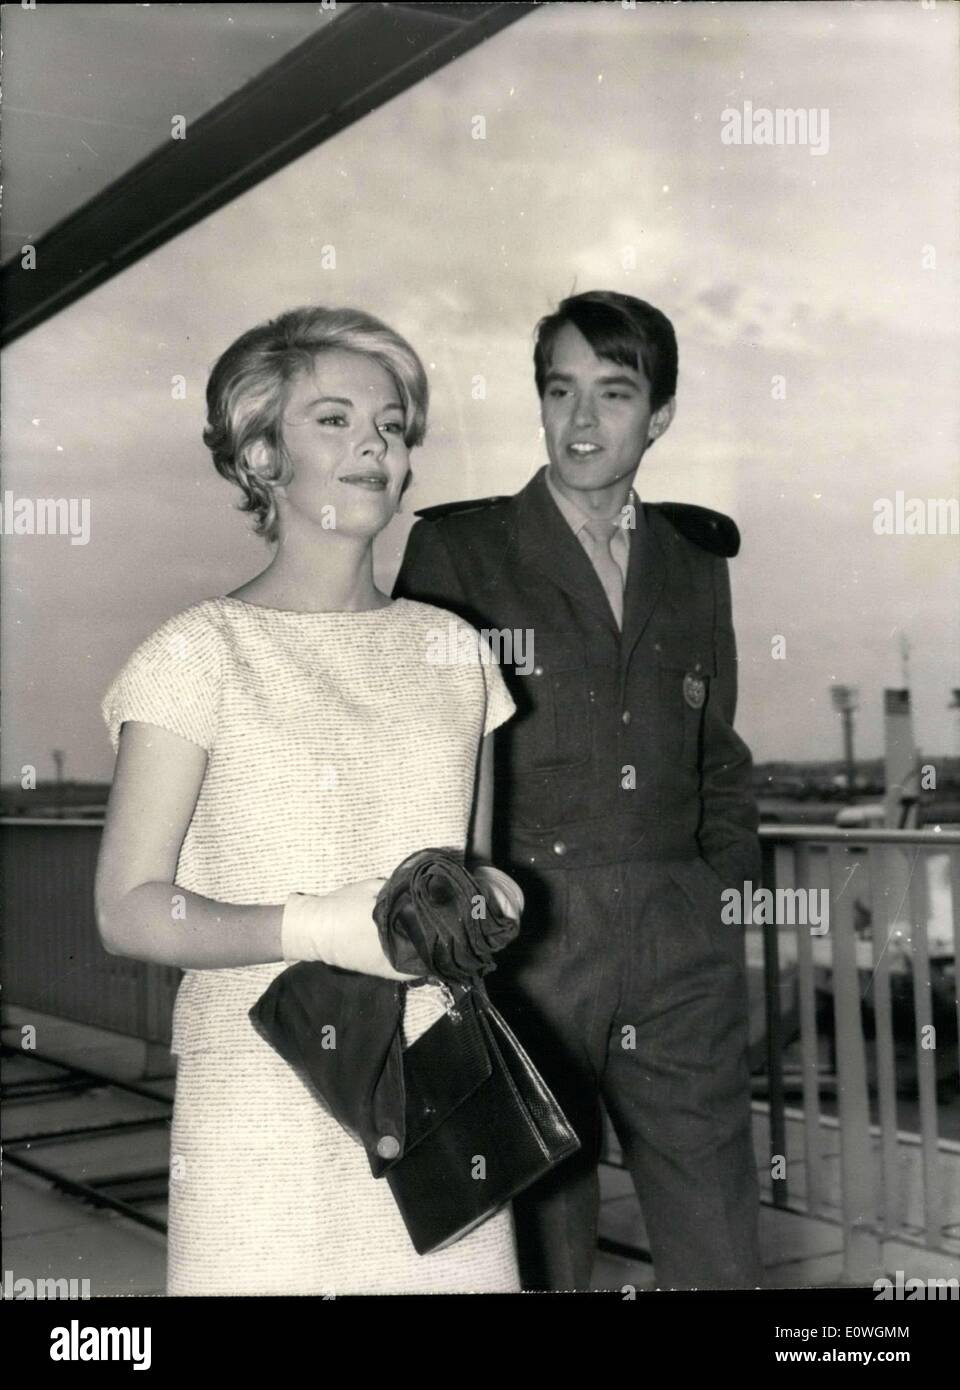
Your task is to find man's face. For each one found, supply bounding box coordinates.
[540,322,666,496]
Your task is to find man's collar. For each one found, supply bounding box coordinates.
[543,467,640,535]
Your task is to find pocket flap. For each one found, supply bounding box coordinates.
[653,637,717,676]
[396,998,492,1153]
[523,630,585,675]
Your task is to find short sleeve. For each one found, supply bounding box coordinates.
[476,633,516,738]
[101,605,223,754]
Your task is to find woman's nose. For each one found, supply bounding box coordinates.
[357,426,387,460]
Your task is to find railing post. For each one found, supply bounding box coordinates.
[908,849,942,1249]
[794,843,824,1216]
[829,844,882,1282]
[868,845,900,1238]
[761,837,788,1208]
[952,847,960,1096]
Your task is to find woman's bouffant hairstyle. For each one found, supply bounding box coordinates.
[203,306,429,543]
[533,290,678,412]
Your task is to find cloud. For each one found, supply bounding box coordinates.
[697,282,743,318]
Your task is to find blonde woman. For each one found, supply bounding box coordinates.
[95,307,522,1294]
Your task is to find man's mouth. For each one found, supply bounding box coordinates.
[339,473,389,491]
[567,442,603,457]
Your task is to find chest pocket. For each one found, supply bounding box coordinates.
[654,636,718,767]
[513,630,591,771]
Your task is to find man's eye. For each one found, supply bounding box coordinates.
[547,387,568,398]
[604,391,630,400]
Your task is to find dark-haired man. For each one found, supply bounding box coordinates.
[394,290,761,1291]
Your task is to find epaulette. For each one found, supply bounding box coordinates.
[414,496,510,521]
[652,502,740,557]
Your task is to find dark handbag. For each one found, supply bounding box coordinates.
[381,981,580,1255]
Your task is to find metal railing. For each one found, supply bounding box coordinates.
[756,824,960,1279]
[1,819,180,1046]
[3,816,958,1276]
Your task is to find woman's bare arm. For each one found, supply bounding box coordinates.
[95,721,284,968]
[467,733,495,863]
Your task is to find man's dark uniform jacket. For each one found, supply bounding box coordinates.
[394,465,759,888]
[393,465,762,1291]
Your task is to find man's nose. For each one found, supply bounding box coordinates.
[572,393,598,426]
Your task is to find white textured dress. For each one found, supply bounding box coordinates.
[102,595,521,1295]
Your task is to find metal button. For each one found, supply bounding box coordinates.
[376,1135,400,1159]
[621,710,631,725]
[552,840,567,857]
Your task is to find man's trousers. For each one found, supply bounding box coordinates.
[488,856,762,1291]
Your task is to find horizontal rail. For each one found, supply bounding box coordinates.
[7,816,958,842]
[758,825,960,845]
[0,1045,174,1106]
[2,817,107,828]
[6,816,959,844]
[3,1149,168,1234]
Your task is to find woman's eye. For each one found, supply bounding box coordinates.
[379,421,404,435]
[317,414,347,426]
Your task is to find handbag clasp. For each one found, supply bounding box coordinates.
[437,982,463,1023]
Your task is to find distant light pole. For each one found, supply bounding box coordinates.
[52,748,65,817]
[830,685,859,791]
[950,689,960,760]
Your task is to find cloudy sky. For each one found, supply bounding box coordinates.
[2,0,958,783]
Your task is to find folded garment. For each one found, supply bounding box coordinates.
[373,848,519,982]
[249,848,519,1174]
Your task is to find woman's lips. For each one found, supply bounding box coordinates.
[339,474,388,491]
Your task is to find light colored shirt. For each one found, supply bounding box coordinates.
[545,469,636,586]
[545,471,639,626]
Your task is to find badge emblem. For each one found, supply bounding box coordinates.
[683,673,706,709]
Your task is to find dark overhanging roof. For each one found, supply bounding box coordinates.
[0,1,537,346]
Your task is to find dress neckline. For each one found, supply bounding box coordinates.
[215,595,408,618]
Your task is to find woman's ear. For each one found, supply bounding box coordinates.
[249,439,286,496]
[248,440,271,476]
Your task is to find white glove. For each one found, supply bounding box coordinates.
[472,864,525,924]
[281,879,418,980]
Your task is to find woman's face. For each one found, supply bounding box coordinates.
[274,349,410,540]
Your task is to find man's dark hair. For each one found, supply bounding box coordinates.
[534,290,678,411]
